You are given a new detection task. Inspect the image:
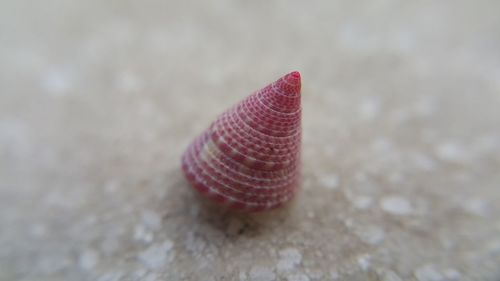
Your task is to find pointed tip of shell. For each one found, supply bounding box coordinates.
[265,71,301,113]
[286,71,301,83]
[274,71,301,99]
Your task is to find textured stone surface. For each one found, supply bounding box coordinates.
[1,1,500,280]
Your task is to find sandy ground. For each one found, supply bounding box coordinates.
[1,1,500,280]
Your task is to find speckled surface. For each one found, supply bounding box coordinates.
[1,1,500,281]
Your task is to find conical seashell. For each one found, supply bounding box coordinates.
[181,71,302,211]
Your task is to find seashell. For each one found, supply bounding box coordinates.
[181,71,302,212]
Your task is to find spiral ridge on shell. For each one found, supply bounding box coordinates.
[181,71,302,212]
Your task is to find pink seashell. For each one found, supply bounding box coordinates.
[181,71,302,212]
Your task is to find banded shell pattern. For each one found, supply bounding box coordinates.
[181,71,302,211]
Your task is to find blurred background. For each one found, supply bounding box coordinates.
[1,0,500,280]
